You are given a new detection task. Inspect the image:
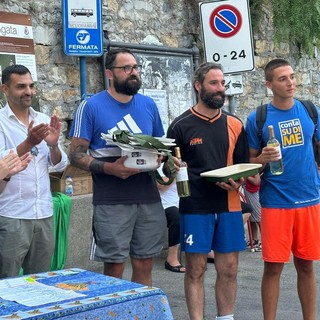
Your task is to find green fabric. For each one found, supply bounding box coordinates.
[148,152,176,185]
[50,192,72,271]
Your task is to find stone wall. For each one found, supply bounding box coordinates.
[237,2,320,122]
[1,0,320,127]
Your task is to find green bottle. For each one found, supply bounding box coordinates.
[175,147,191,197]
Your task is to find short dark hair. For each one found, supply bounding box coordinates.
[105,48,136,69]
[193,62,223,92]
[264,58,291,81]
[2,64,31,85]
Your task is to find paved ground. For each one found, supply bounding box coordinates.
[120,248,320,320]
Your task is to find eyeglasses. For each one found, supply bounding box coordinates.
[110,65,142,74]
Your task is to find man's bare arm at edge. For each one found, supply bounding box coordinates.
[69,137,141,180]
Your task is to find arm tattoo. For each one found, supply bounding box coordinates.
[89,159,105,174]
[69,144,88,164]
[70,140,106,173]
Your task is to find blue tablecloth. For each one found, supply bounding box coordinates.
[0,268,174,319]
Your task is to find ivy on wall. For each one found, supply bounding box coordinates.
[250,0,320,56]
[248,1,263,33]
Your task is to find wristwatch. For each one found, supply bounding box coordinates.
[3,177,10,182]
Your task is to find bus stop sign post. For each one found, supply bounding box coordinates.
[62,0,103,99]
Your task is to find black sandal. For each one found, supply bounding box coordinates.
[207,257,215,264]
[164,261,186,273]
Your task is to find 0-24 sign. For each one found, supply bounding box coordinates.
[212,49,247,63]
[199,0,254,74]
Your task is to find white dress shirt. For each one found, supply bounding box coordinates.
[0,104,68,219]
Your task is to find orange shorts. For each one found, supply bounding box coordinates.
[261,204,320,263]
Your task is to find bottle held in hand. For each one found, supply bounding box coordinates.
[267,125,284,175]
[175,147,191,197]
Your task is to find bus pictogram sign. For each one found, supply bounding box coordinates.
[210,5,242,38]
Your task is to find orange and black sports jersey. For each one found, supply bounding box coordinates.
[167,108,249,214]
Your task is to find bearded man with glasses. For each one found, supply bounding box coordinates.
[69,48,166,286]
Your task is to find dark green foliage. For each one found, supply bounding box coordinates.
[249,0,263,33]
[250,0,320,56]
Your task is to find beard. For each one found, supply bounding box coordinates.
[200,87,225,110]
[113,74,142,96]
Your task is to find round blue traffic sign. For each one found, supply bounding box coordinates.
[209,5,242,38]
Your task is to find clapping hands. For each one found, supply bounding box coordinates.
[0,150,32,180]
[26,116,60,148]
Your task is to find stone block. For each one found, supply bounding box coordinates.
[65,194,103,273]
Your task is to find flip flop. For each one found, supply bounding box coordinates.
[164,261,186,273]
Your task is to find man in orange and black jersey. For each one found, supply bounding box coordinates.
[167,62,249,320]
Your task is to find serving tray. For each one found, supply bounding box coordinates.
[200,163,262,183]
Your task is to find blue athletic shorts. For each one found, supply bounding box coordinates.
[180,212,246,253]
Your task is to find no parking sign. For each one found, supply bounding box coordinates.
[200,0,254,74]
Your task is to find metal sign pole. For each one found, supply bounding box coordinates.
[80,57,87,100]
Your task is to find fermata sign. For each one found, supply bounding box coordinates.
[63,0,103,56]
[200,0,254,74]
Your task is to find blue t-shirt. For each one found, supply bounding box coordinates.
[70,91,164,205]
[245,99,320,208]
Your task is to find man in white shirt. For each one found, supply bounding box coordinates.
[0,64,68,278]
